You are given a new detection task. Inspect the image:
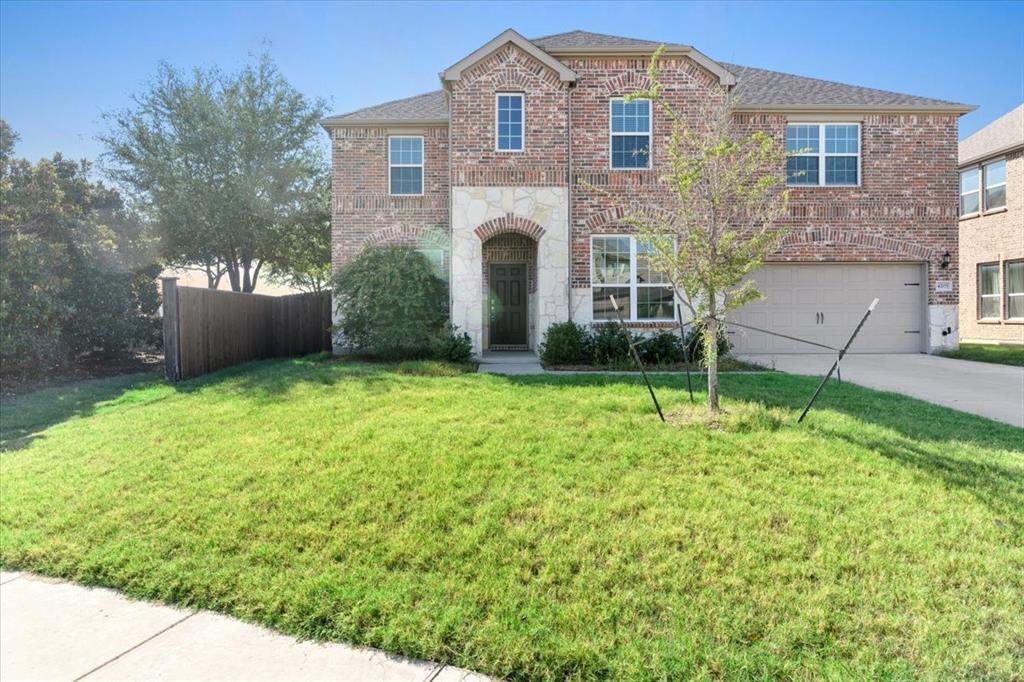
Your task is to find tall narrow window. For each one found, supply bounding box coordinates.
[610,98,650,169]
[983,159,1006,211]
[496,93,523,151]
[786,123,860,186]
[978,263,1000,319]
[389,136,423,195]
[1006,260,1024,319]
[591,236,673,321]
[960,167,980,216]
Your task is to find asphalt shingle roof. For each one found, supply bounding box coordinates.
[959,104,1024,165]
[722,62,968,110]
[320,90,447,126]
[321,30,972,125]
[531,29,687,50]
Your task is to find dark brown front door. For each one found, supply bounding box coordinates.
[489,263,527,346]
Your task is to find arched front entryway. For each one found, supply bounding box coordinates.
[482,232,538,350]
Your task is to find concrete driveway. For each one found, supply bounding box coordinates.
[740,353,1024,428]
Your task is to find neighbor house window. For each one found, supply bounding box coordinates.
[786,123,860,186]
[592,236,673,321]
[388,136,423,195]
[610,98,651,169]
[1006,260,1024,319]
[960,167,980,216]
[496,93,523,151]
[984,159,1007,211]
[978,263,1000,319]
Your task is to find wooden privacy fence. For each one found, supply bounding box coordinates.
[161,278,332,381]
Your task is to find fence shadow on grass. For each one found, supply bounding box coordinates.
[0,371,162,452]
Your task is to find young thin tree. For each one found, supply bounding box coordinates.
[623,48,791,412]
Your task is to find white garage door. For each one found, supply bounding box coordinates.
[728,263,925,354]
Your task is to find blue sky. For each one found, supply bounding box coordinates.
[2,0,1022,163]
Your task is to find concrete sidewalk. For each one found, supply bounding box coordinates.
[0,571,493,682]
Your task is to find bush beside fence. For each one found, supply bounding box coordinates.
[162,278,331,381]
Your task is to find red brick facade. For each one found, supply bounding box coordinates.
[329,126,449,270]
[328,45,961,308]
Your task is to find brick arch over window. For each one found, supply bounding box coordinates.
[363,224,449,250]
[601,72,652,97]
[584,206,677,232]
[474,213,546,242]
[775,228,936,261]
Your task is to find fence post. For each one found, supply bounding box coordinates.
[161,277,181,382]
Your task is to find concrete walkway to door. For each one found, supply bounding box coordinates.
[740,353,1024,427]
[477,351,545,375]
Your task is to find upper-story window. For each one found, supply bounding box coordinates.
[591,235,673,321]
[786,123,860,186]
[960,167,981,215]
[388,136,423,195]
[961,159,1006,216]
[983,159,1007,211]
[496,93,523,152]
[610,98,651,169]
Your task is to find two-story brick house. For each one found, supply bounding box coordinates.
[957,104,1023,345]
[323,29,973,356]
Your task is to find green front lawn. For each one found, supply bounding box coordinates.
[939,342,1024,366]
[2,359,1021,680]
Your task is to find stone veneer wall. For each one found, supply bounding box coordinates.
[958,149,1024,345]
[451,188,569,354]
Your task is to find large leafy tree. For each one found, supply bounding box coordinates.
[0,120,160,376]
[101,53,328,292]
[623,49,790,412]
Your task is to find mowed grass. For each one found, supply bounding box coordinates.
[1,358,1022,680]
[939,342,1024,367]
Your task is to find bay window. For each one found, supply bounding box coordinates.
[592,236,674,321]
[786,123,860,186]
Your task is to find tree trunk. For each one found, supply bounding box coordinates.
[225,262,241,292]
[705,312,720,413]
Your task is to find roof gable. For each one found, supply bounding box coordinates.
[531,29,736,87]
[441,29,577,83]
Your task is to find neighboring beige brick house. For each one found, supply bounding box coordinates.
[957,104,1024,345]
[323,29,974,356]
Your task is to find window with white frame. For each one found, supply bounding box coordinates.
[388,136,423,195]
[496,93,523,151]
[961,159,1007,216]
[984,159,1007,211]
[1006,260,1023,319]
[591,236,674,321]
[610,98,651,169]
[960,167,981,216]
[786,123,860,186]
[978,263,1000,319]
